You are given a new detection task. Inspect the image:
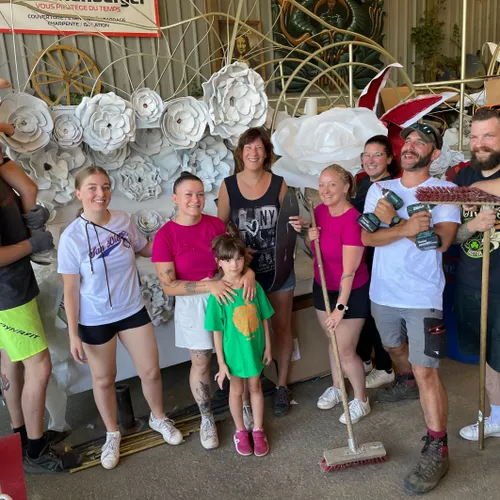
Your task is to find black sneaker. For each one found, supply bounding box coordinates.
[23,443,82,474]
[273,386,292,417]
[404,435,450,494]
[376,373,419,402]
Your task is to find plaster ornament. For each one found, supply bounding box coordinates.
[130,128,164,156]
[75,92,136,153]
[181,136,233,193]
[0,93,53,153]
[202,62,268,146]
[118,154,162,202]
[52,112,83,148]
[90,144,130,171]
[133,209,164,237]
[161,96,208,150]
[140,274,173,327]
[131,88,164,125]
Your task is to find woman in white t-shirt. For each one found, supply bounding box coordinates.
[58,166,183,471]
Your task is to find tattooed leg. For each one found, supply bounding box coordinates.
[0,350,25,428]
[189,349,212,418]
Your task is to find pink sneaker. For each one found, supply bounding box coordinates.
[252,429,269,457]
[234,430,253,456]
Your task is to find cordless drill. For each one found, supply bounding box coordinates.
[407,203,441,251]
[357,186,404,233]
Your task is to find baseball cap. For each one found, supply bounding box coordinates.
[400,122,443,150]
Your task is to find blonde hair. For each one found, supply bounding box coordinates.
[74,166,111,218]
[320,164,356,198]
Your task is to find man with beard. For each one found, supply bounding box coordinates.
[361,123,460,495]
[451,107,500,442]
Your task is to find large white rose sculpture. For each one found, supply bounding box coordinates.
[90,144,129,171]
[140,274,173,327]
[202,62,268,146]
[0,93,53,153]
[131,88,164,125]
[29,142,89,205]
[271,107,388,189]
[118,154,162,202]
[181,136,233,193]
[161,97,208,150]
[52,112,83,148]
[75,92,136,153]
[130,128,164,156]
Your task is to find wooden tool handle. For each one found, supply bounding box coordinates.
[308,200,357,446]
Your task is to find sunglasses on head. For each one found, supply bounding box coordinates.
[474,104,500,113]
[408,123,440,145]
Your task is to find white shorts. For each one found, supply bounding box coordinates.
[174,293,214,350]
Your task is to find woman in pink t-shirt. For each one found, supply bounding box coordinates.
[308,164,371,425]
[152,172,255,451]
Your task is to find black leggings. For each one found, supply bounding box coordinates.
[356,314,393,371]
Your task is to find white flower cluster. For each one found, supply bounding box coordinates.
[140,274,173,327]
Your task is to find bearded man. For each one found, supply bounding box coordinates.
[361,123,460,495]
[452,107,500,442]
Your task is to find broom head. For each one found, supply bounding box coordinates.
[415,186,500,205]
[321,441,387,471]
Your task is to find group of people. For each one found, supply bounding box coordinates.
[1,79,500,495]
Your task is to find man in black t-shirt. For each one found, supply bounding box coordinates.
[452,107,500,442]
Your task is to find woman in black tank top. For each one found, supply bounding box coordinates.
[217,127,303,418]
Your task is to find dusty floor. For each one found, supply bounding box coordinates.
[1,358,498,500]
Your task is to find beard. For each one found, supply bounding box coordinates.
[470,147,500,172]
[401,149,434,172]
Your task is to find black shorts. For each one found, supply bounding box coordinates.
[454,285,500,372]
[78,307,151,345]
[312,280,370,319]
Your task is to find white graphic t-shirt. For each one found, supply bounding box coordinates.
[58,210,148,326]
[364,177,461,310]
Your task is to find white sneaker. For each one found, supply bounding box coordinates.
[363,360,373,374]
[243,403,254,431]
[339,398,371,424]
[365,369,395,389]
[200,416,219,449]
[101,431,121,470]
[317,386,342,410]
[459,416,500,441]
[149,413,183,445]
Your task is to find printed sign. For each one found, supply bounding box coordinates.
[0,0,160,37]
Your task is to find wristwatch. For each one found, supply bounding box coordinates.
[389,215,401,227]
[335,303,349,312]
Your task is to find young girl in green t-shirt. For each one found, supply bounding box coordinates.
[204,227,274,457]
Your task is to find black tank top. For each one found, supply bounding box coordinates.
[225,173,283,291]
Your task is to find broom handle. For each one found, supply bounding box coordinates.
[479,224,491,450]
[308,201,358,451]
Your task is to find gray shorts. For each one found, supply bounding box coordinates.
[371,302,445,369]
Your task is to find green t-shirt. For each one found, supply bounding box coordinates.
[204,282,274,378]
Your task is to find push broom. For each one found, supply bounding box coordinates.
[307,197,387,471]
[416,185,500,450]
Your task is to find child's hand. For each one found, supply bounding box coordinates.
[262,348,272,366]
[214,364,230,390]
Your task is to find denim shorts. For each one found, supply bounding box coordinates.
[270,270,296,294]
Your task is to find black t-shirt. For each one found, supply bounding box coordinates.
[454,166,500,292]
[0,175,39,311]
[224,173,283,292]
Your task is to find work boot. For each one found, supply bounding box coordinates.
[376,373,419,402]
[403,434,450,494]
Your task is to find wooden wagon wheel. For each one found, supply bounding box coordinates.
[31,45,102,106]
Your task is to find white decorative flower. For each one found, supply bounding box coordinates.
[161,96,208,150]
[202,62,268,146]
[271,107,388,189]
[133,209,164,236]
[131,88,164,125]
[29,142,80,205]
[130,128,164,156]
[140,274,173,327]
[75,92,136,153]
[118,154,162,202]
[0,93,53,153]
[151,139,181,182]
[181,136,233,193]
[90,144,130,171]
[52,112,83,148]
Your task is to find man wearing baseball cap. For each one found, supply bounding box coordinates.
[361,122,460,494]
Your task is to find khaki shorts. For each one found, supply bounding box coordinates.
[0,299,48,362]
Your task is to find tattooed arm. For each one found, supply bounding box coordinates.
[153,261,238,304]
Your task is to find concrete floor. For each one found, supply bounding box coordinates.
[1,358,499,500]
